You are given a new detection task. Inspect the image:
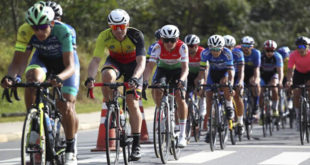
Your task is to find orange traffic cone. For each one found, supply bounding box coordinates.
[139,99,152,144]
[91,100,116,151]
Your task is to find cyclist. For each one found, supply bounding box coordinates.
[223,35,245,131]
[184,34,206,117]
[198,35,235,142]
[1,4,79,165]
[143,24,189,148]
[239,36,261,117]
[286,36,310,129]
[259,40,283,119]
[84,9,146,161]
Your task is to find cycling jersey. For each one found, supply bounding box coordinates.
[241,48,261,69]
[200,47,234,71]
[149,39,189,70]
[147,42,157,61]
[260,51,283,73]
[93,27,146,64]
[15,22,77,52]
[288,50,310,73]
[189,46,204,74]
[232,48,244,73]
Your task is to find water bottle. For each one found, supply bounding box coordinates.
[45,113,56,157]
[45,113,52,132]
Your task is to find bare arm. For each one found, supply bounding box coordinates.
[253,67,260,84]
[277,66,284,85]
[58,51,75,80]
[180,62,189,81]
[8,50,32,77]
[237,64,244,83]
[87,57,101,78]
[132,55,146,78]
[286,68,293,82]
[143,61,156,82]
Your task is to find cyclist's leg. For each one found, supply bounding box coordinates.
[269,74,279,116]
[152,68,166,107]
[25,53,47,110]
[221,75,234,119]
[100,57,120,101]
[292,70,305,128]
[233,77,244,125]
[250,75,261,114]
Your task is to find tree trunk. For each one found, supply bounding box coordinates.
[10,0,18,39]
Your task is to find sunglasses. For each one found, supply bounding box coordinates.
[210,47,222,52]
[241,44,253,48]
[266,49,275,53]
[163,38,177,43]
[297,45,307,49]
[188,44,197,48]
[110,24,127,30]
[32,24,49,31]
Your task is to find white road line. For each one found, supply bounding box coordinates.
[229,145,310,149]
[170,151,235,164]
[0,157,20,165]
[258,152,310,165]
[0,148,19,151]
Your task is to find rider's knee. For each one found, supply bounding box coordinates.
[101,69,117,82]
[26,69,45,82]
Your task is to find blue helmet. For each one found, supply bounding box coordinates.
[277,46,290,59]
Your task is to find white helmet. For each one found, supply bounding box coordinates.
[107,9,130,25]
[241,36,255,45]
[184,34,200,45]
[208,35,225,48]
[45,1,63,19]
[223,35,236,47]
[160,25,180,38]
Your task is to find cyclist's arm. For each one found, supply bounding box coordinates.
[180,61,189,81]
[253,67,260,82]
[277,66,284,85]
[58,51,75,80]
[8,50,32,77]
[143,61,156,82]
[237,64,244,83]
[179,44,189,81]
[132,55,146,79]
[228,67,234,85]
[276,52,284,85]
[87,57,101,79]
[286,68,293,82]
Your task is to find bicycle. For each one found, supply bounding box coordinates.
[185,88,204,143]
[202,84,232,151]
[3,82,66,165]
[88,82,139,165]
[149,83,184,164]
[278,87,289,129]
[293,85,310,145]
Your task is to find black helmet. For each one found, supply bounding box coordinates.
[154,29,161,40]
[295,36,309,46]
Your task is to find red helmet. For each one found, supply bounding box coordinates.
[264,40,277,51]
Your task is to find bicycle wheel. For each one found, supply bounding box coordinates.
[158,101,170,164]
[244,98,253,140]
[121,109,132,165]
[106,104,121,165]
[21,108,46,165]
[185,101,193,143]
[219,107,228,150]
[300,101,305,145]
[193,110,202,142]
[229,121,236,145]
[172,130,181,160]
[261,104,267,137]
[53,117,66,164]
[304,102,309,144]
[153,107,160,158]
[209,102,218,152]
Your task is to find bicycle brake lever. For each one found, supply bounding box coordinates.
[13,87,20,101]
[2,88,12,103]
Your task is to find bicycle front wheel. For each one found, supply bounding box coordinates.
[153,107,160,158]
[21,108,46,165]
[219,107,228,150]
[158,101,170,164]
[106,105,121,165]
[209,102,218,152]
[185,101,193,143]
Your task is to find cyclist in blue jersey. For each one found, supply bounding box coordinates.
[198,35,235,142]
[240,36,261,116]
[224,35,245,131]
[259,40,283,118]
[1,5,78,165]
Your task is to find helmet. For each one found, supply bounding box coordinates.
[277,46,290,58]
[223,35,236,47]
[154,29,161,40]
[25,4,55,26]
[207,35,225,48]
[107,9,130,25]
[45,1,63,19]
[263,40,277,51]
[295,36,309,45]
[241,36,255,45]
[184,34,200,45]
[160,25,180,38]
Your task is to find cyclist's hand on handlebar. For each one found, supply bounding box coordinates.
[84,77,95,88]
[128,77,139,89]
[48,75,63,87]
[286,80,293,88]
[176,79,186,89]
[1,75,14,88]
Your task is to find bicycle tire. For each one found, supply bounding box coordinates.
[158,101,170,164]
[229,120,236,145]
[244,97,253,140]
[153,107,160,158]
[300,100,305,145]
[21,108,46,165]
[121,109,132,165]
[195,116,203,142]
[219,107,228,150]
[185,101,193,143]
[209,102,218,152]
[261,105,267,137]
[105,104,121,165]
[304,102,309,143]
[289,108,295,129]
[53,117,66,164]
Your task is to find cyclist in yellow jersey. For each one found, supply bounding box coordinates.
[85,9,146,161]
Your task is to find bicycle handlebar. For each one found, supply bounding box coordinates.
[87,82,139,99]
[148,84,185,99]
